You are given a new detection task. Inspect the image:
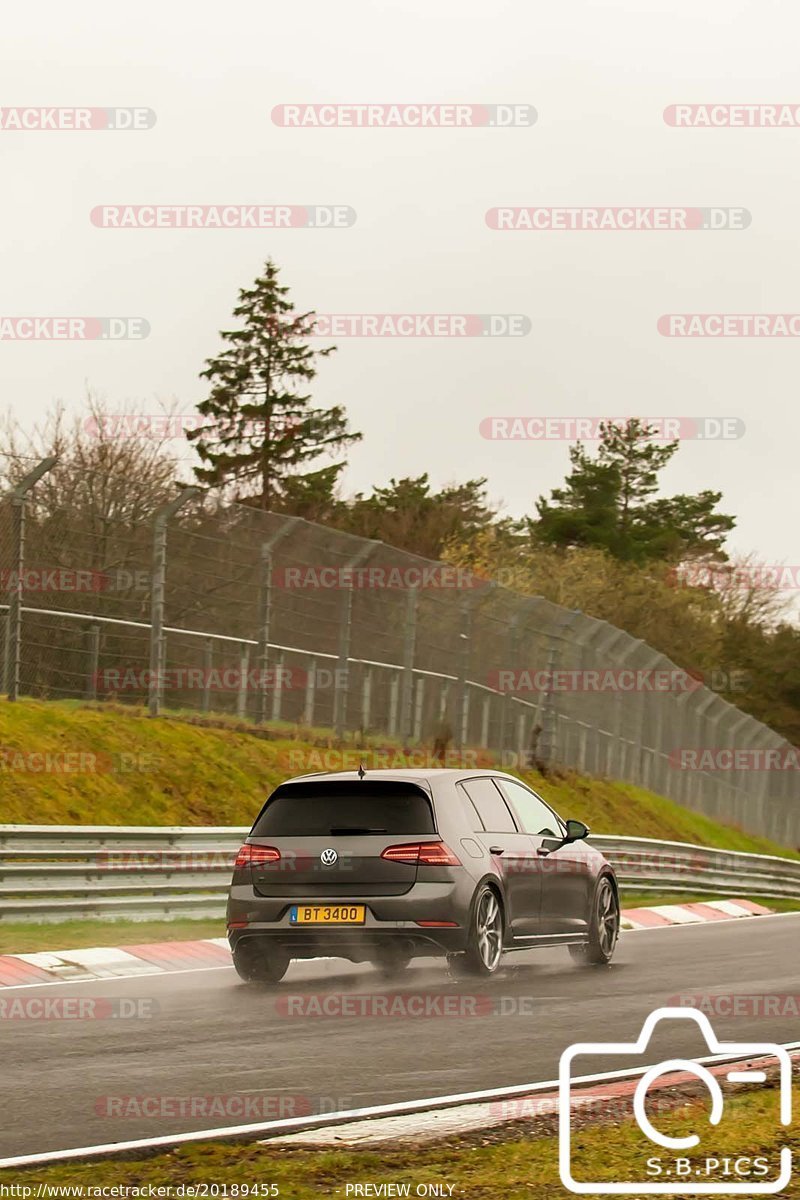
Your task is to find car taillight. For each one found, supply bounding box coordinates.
[234,844,281,868]
[381,841,461,866]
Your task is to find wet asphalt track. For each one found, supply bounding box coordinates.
[1,914,799,1159]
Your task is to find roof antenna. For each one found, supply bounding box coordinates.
[357,762,366,780]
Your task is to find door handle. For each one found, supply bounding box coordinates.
[489,846,504,855]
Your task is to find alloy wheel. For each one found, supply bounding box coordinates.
[597,879,619,957]
[476,889,503,971]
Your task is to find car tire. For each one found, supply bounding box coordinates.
[232,940,290,984]
[569,875,619,966]
[451,884,504,977]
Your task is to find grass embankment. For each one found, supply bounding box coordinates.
[0,918,224,955]
[9,1083,798,1194]
[0,698,795,859]
[0,697,797,951]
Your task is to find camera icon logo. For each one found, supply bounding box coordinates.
[559,1006,792,1194]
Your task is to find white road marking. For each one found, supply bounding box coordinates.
[2,1043,798,1169]
[709,900,755,918]
[646,904,705,924]
[0,912,797,991]
[0,965,234,991]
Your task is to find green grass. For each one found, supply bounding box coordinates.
[0,918,225,955]
[1,698,795,861]
[8,1082,797,1194]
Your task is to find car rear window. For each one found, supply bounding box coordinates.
[251,780,436,837]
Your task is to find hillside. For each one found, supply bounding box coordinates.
[0,698,794,859]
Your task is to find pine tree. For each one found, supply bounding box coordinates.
[535,419,734,563]
[188,259,361,508]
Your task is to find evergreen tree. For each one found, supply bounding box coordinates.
[534,419,734,563]
[188,259,361,508]
[341,474,496,559]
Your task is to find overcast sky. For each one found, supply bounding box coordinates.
[1,0,797,570]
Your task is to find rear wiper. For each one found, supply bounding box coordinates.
[329,826,388,835]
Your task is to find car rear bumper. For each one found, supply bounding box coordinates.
[227,879,471,958]
[228,926,466,960]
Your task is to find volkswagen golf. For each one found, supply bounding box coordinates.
[226,768,620,982]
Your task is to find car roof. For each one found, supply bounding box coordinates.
[284,768,520,785]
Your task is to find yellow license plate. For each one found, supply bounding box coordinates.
[290,904,366,925]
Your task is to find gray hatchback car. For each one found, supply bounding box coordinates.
[227,768,620,982]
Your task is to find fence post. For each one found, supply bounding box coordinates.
[2,456,57,701]
[237,643,250,719]
[303,657,317,725]
[456,598,472,745]
[537,607,582,769]
[256,517,301,725]
[333,541,379,738]
[271,650,285,722]
[202,638,213,713]
[388,671,400,735]
[361,667,372,732]
[480,694,491,747]
[85,623,101,700]
[148,488,199,718]
[0,614,6,696]
[456,588,494,748]
[502,599,536,760]
[399,587,419,739]
[413,676,425,740]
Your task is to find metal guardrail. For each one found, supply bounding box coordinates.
[590,834,800,901]
[0,826,798,923]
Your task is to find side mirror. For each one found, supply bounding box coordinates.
[564,818,590,844]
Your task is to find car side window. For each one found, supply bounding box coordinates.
[497,779,564,838]
[458,778,517,833]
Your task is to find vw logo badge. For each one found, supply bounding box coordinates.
[320,847,338,867]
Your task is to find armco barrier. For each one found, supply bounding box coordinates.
[0,826,798,923]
